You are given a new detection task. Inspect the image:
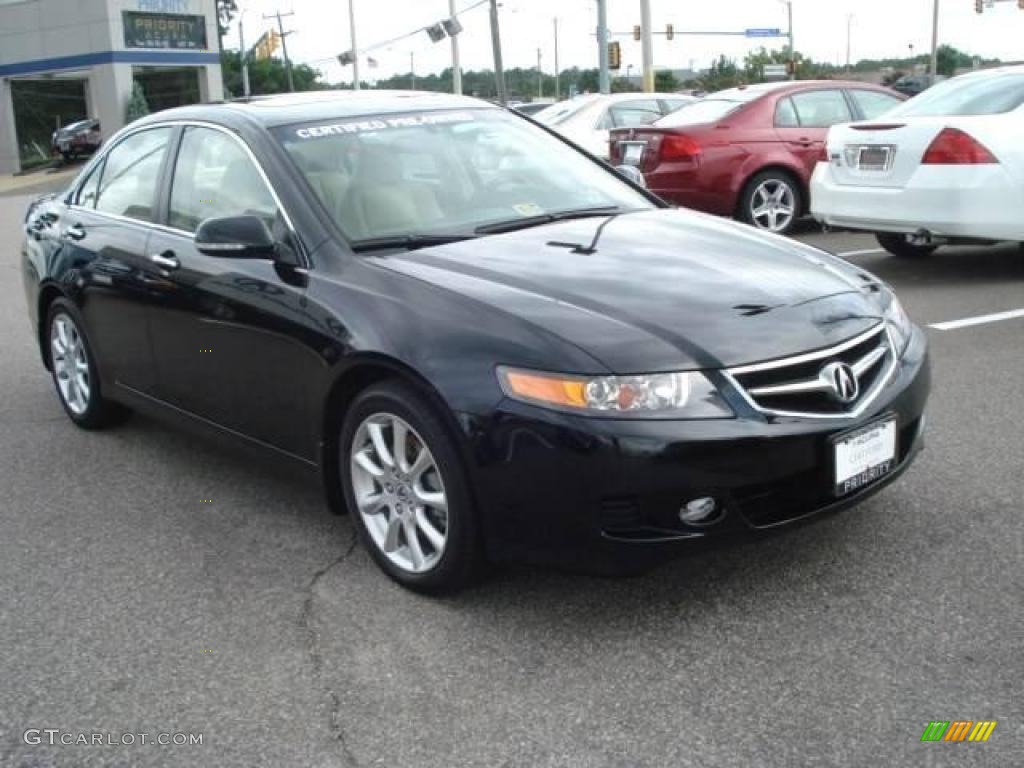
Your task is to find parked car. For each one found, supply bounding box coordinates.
[51,118,102,161]
[22,91,929,592]
[533,92,697,158]
[513,99,555,116]
[608,81,905,234]
[813,66,1024,257]
[890,74,945,98]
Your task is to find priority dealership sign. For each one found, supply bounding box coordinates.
[123,11,208,49]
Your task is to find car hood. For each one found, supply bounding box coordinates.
[370,209,884,372]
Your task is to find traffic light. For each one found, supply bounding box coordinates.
[974,0,983,12]
[268,29,281,56]
[633,25,641,41]
[608,41,622,70]
[666,24,674,40]
[1019,0,1023,10]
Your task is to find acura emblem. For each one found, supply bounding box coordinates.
[820,361,859,404]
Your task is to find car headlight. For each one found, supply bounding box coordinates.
[882,291,912,356]
[497,366,733,419]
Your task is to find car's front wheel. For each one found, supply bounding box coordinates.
[739,170,802,235]
[46,299,127,429]
[340,381,480,593]
[876,233,938,258]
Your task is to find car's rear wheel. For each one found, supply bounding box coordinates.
[46,299,127,429]
[875,233,938,258]
[340,380,480,593]
[739,170,802,235]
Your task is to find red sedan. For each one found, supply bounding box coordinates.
[609,81,905,234]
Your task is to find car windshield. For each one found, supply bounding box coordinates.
[653,98,745,127]
[889,71,1024,116]
[273,108,652,244]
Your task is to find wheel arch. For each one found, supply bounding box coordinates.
[319,354,478,516]
[735,163,808,218]
[36,283,67,370]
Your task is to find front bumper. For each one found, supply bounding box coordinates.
[810,162,1024,242]
[466,326,930,572]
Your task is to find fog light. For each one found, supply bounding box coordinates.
[679,496,717,524]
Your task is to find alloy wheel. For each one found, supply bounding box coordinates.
[350,413,449,574]
[749,178,796,233]
[50,313,91,416]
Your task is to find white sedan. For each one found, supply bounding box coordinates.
[533,92,696,159]
[811,65,1024,257]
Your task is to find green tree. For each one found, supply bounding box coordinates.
[654,70,680,92]
[935,44,961,77]
[126,81,150,123]
[220,51,329,97]
[701,55,742,92]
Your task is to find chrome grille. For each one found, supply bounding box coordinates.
[725,324,896,419]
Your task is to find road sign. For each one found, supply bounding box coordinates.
[763,64,787,78]
[745,28,782,38]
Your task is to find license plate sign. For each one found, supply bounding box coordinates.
[622,142,644,165]
[833,417,897,496]
[857,145,892,171]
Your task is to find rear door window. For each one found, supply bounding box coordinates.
[790,90,854,128]
[848,90,903,120]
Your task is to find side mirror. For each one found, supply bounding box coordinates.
[195,215,277,259]
[615,164,647,188]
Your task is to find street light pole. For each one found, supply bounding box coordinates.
[597,0,610,94]
[449,0,462,94]
[537,48,543,98]
[640,0,654,92]
[929,0,940,77]
[553,17,560,100]
[348,0,360,90]
[845,14,853,74]
[488,0,507,105]
[238,11,250,98]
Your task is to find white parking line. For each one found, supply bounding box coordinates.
[836,248,885,258]
[929,308,1024,331]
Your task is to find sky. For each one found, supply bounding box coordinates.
[227,0,1024,85]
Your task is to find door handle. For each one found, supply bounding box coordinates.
[149,251,180,270]
[64,223,86,241]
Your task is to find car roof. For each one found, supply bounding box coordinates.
[707,80,892,101]
[133,90,499,130]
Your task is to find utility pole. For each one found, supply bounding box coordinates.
[263,10,295,92]
[238,12,250,98]
[845,14,853,74]
[785,0,795,80]
[348,0,360,90]
[929,0,940,77]
[537,48,543,98]
[553,17,560,99]
[640,0,654,92]
[488,0,507,105]
[449,0,462,94]
[597,0,610,94]
[410,52,416,90]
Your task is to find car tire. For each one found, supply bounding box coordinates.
[45,299,129,429]
[738,170,802,235]
[339,380,481,593]
[875,233,938,258]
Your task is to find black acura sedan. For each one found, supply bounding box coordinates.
[21,91,929,592]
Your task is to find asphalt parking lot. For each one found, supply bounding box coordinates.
[1,179,1021,768]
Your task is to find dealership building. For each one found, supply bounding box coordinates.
[0,0,223,174]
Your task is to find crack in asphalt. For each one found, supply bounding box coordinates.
[300,528,364,768]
